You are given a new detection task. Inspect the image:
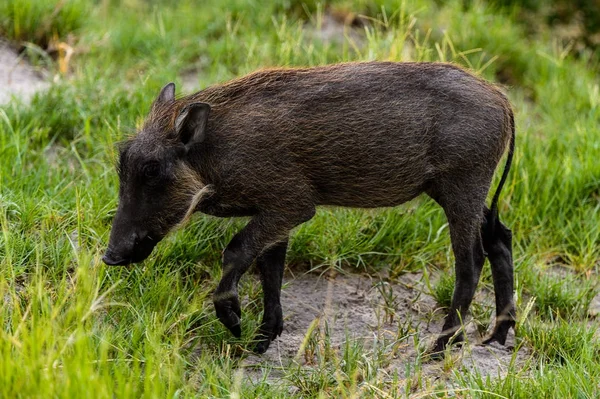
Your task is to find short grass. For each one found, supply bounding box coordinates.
[1,0,599,397]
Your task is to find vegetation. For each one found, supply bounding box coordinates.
[0,0,599,397]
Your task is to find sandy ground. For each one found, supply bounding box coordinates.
[0,42,49,105]
[240,271,530,392]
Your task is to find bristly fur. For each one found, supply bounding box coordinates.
[146,61,511,137]
[107,61,516,354]
[116,140,133,176]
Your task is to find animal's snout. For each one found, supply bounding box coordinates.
[102,250,130,266]
[103,229,157,266]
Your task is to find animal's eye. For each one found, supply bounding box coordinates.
[142,163,161,179]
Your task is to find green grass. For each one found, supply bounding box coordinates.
[1,0,599,397]
[0,0,89,48]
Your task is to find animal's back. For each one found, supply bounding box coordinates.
[192,62,512,208]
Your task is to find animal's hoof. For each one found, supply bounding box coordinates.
[482,330,505,345]
[229,323,242,338]
[253,338,271,354]
[430,331,464,357]
[430,338,449,358]
[252,307,284,354]
[431,341,446,357]
[214,291,242,338]
[425,350,444,361]
[482,320,515,346]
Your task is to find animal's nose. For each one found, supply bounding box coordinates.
[102,251,130,266]
[102,231,143,266]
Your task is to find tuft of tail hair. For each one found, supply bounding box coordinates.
[484,111,515,238]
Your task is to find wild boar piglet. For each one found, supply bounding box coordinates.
[104,62,516,354]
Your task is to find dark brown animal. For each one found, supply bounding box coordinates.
[103,62,516,354]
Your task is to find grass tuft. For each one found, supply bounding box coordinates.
[0,0,89,48]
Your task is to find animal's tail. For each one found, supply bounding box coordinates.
[488,109,515,228]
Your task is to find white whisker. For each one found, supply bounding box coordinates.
[175,184,215,229]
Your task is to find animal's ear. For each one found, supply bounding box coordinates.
[175,103,211,149]
[155,82,176,104]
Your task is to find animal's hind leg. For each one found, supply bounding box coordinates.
[430,187,487,353]
[482,206,516,345]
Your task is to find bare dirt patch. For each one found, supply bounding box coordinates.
[240,271,530,391]
[0,41,49,105]
[589,292,600,318]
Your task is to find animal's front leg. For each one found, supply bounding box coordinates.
[213,208,313,340]
[254,239,288,354]
[213,217,267,338]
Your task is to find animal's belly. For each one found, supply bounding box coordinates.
[316,182,425,208]
[309,160,431,208]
